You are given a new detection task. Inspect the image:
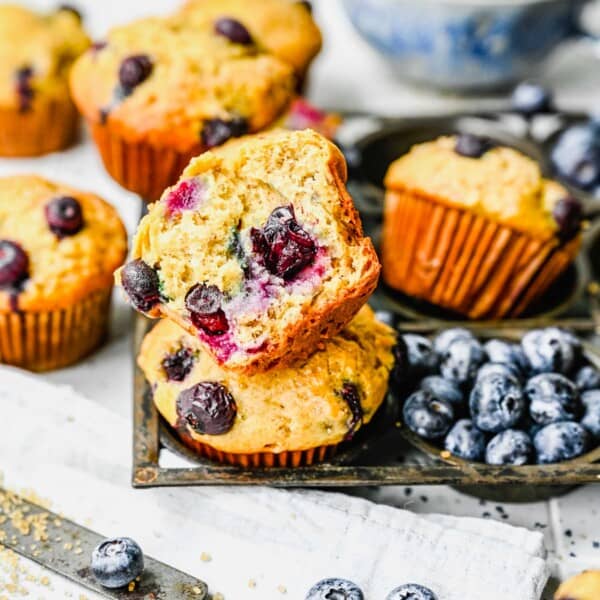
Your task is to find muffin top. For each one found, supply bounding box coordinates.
[0,4,89,109]
[555,570,600,600]
[0,176,126,312]
[179,0,322,79]
[138,305,396,454]
[385,136,571,240]
[69,14,296,151]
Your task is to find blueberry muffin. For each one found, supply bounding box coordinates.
[382,134,582,319]
[555,570,600,600]
[179,0,321,86]
[69,13,296,201]
[138,305,396,466]
[0,175,126,371]
[0,4,89,156]
[117,129,380,373]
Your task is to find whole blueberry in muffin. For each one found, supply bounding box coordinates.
[177,381,237,434]
[485,429,533,466]
[525,373,581,425]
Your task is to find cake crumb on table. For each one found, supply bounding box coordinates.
[200,552,211,562]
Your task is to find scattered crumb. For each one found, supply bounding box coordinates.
[128,581,136,592]
[277,585,287,594]
[213,593,224,600]
[200,552,212,563]
[248,579,257,589]
[192,586,203,595]
[440,450,451,459]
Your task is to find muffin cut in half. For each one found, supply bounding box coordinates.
[118,129,380,373]
[138,306,396,466]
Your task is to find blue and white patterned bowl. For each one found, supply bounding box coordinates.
[342,0,587,91]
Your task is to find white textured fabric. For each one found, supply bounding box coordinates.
[0,367,548,599]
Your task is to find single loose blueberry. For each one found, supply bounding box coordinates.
[581,390,600,438]
[440,337,486,385]
[120,259,161,313]
[403,390,454,440]
[511,82,553,116]
[553,196,583,241]
[386,583,437,600]
[214,17,253,44]
[469,372,525,433]
[575,365,600,391]
[534,421,590,464]
[118,55,153,93]
[476,362,522,383]
[45,196,83,237]
[0,240,29,287]
[521,328,581,375]
[395,334,439,381]
[185,283,229,335]
[201,117,248,148]
[433,327,474,356]
[525,373,581,425]
[484,339,527,374]
[454,133,494,159]
[91,537,144,589]
[305,578,364,600]
[444,419,486,461]
[419,375,464,411]
[177,381,237,434]
[485,429,533,465]
[161,347,195,382]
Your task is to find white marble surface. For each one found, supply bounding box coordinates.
[1,0,600,598]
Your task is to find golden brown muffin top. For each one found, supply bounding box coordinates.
[138,305,396,454]
[0,4,89,108]
[0,175,126,312]
[385,136,569,240]
[69,13,295,151]
[555,570,600,600]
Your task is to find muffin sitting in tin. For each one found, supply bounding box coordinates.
[381,134,583,320]
[138,305,396,467]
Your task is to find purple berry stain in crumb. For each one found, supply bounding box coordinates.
[251,205,317,280]
[454,133,494,159]
[120,259,161,313]
[45,196,83,237]
[165,179,204,217]
[90,40,107,54]
[118,54,153,95]
[214,17,253,45]
[185,283,229,336]
[161,347,195,382]
[201,117,248,148]
[553,196,583,241]
[0,240,29,310]
[176,381,237,435]
[15,66,34,112]
[339,382,363,440]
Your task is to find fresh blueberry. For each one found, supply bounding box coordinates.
[250,205,317,280]
[469,372,525,433]
[305,578,364,600]
[385,583,437,600]
[214,17,253,45]
[201,117,248,148]
[510,82,553,116]
[118,55,153,94]
[521,327,581,375]
[45,196,83,237]
[525,373,581,425]
[553,196,583,241]
[476,362,522,383]
[534,421,590,464]
[0,240,29,287]
[339,382,363,440]
[419,375,464,410]
[581,390,600,438]
[395,334,439,381]
[185,283,229,335]
[177,381,237,435]
[454,133,494,159]
[483,339,527,374]
[120,259,161,313]
[444,419,486,461]
[15,66,34,112]
[575,365,600,391]
[485,429,533,465]
[433,327,475,356]
[91,537,144,589]
[440,337,486,385]
[403,390,454,440]
[161,347,195,382]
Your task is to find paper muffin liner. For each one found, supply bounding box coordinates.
[89,121,200,202]
[382,190,581,319]
[176,426,338,467]
[0,287,112,372]
[0,97,79,157]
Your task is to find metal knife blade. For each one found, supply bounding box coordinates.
[0,488,208,599]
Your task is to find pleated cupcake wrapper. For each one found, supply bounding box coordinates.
[177,427,338,467]
[89,121,200,202]
[0,97,78,157]
[382,190,580,319]
[0,288,112,372]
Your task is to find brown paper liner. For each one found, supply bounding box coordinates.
[0,288,112,372]
[0,97,79,157]
[177,427,337,467]
[382,190,581,320]
[89,121,201,202]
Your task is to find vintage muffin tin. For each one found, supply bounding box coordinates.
[132,112,600,498]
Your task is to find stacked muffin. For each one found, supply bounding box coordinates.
[124,129,396,466]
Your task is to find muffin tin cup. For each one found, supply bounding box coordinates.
[381,189,581,320]
[0,287,112,372]
[0,97,79,157]
[89,121,200,202]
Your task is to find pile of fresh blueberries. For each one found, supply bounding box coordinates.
[306,578,437,600]
[394,327,600,465]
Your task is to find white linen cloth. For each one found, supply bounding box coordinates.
[0,367,548,599]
